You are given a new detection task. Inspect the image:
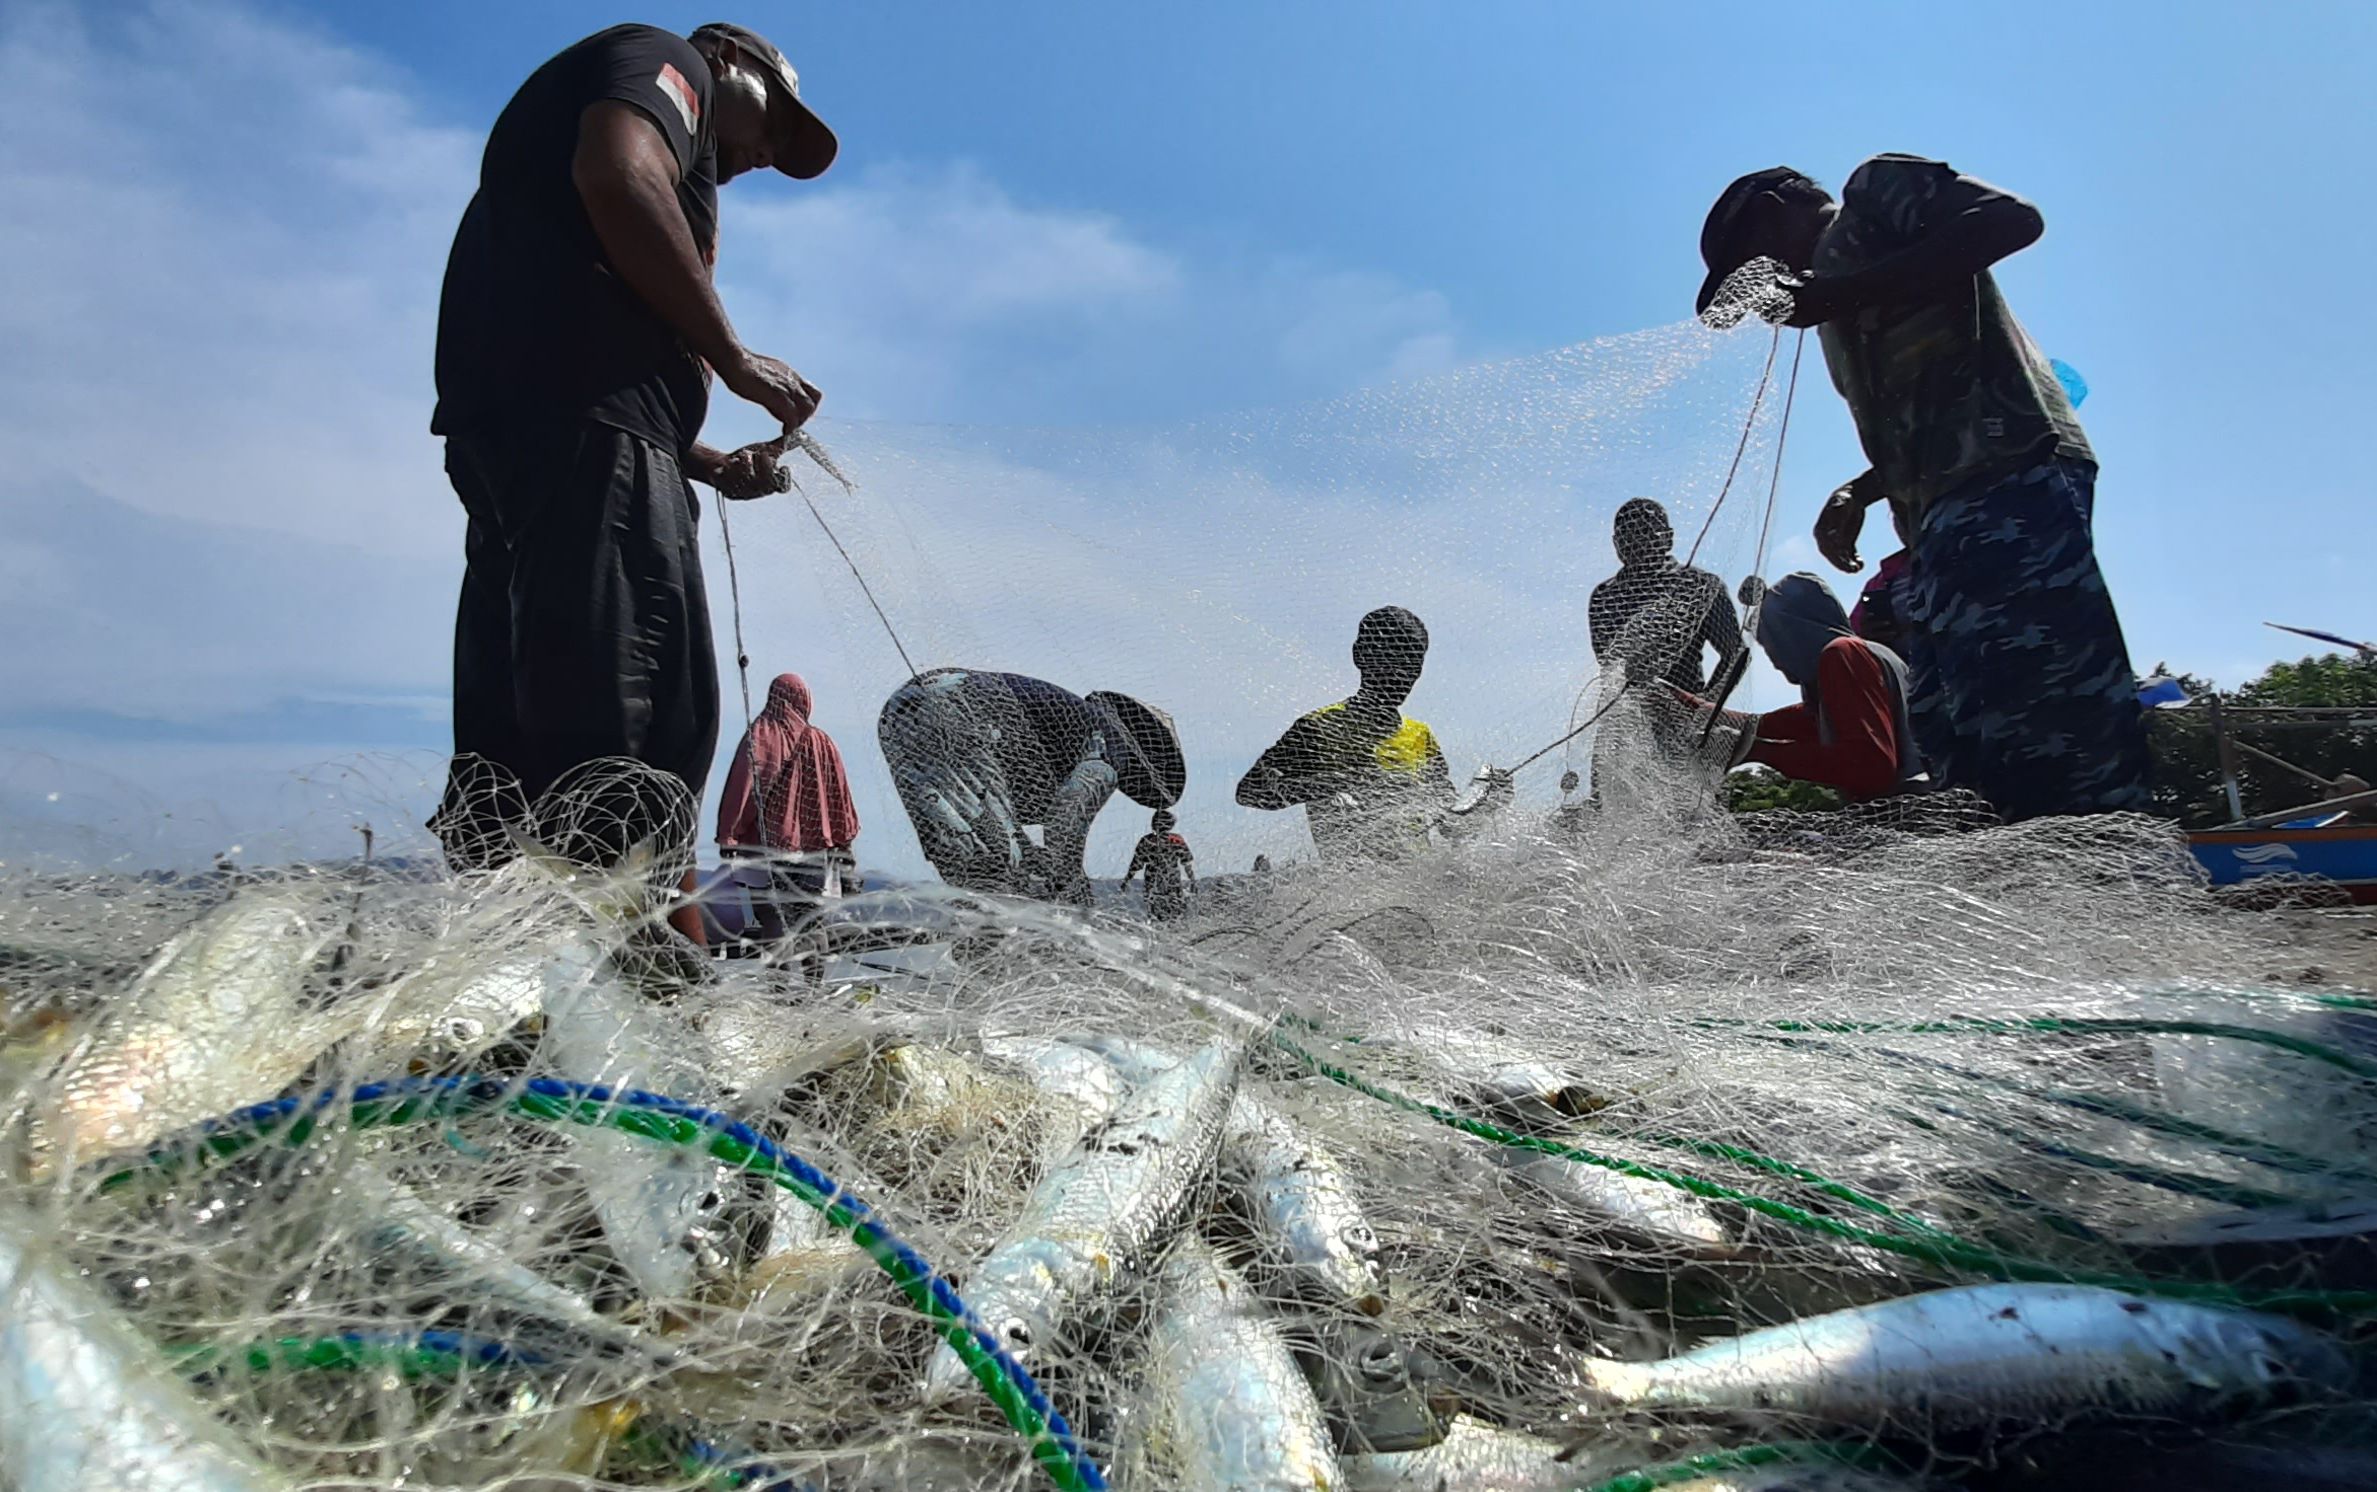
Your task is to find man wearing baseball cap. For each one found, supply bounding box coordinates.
[1692,156,2150,823]
[428,21,839,882]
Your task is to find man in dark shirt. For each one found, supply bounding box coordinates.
[1694,156,2150,822]
[877,669,1187,907]
[1237,607,1511,861]
[428,22,838,871]
[1588,498,1742,695]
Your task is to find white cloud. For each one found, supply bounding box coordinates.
[0,0,1800,875]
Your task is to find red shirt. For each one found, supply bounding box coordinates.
[1748,637,1902,801]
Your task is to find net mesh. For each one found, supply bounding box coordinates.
[3,316,2376,1491]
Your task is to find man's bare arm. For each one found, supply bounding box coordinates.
[1236,719,1323,810]
[1789,187,2042,327]
[572,102,821,431]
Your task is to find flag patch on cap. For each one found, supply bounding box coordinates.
[655,62,700,133]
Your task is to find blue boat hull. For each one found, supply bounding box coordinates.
[2189,825,2377,904]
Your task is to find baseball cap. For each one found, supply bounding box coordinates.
[1695,167,1812,317]
[690,21,838,179]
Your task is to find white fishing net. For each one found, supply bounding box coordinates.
[3,316,2375,1492]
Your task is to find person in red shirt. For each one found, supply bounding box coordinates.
[1704,572,1925,803]
[716,672,859,945]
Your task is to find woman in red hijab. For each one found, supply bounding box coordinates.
[716,673,860,946]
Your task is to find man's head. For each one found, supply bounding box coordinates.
[1612,498,1675,569]
[1352,606,1429,705]
[1695,167,1833,322]
[1753,572,1852,687]
[688,22,838,183]
[1151,810,1177,834]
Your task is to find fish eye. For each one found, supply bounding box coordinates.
[1343,1222,1379,1254]
[1001,1319,1034,1353]
[1356,1339,1402,1384]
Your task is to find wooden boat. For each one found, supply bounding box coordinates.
[2189,819,2377,904]
[2171,681,2377,903]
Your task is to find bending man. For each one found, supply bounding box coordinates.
[1688,573,1923,803]
[879,670,1185,907]
[1694,156,2150,821]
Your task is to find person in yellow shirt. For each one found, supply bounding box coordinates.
[1237,607,1510,861]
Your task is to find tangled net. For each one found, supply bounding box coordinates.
[5,312,2377,1490]
[3,747,2376,1491]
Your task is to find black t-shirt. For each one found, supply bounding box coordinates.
[432,25,719,454]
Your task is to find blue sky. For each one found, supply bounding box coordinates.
[1,1,2369,868]
[264,0,2377,660]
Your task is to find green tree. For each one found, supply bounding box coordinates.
[2146,653,2377,827]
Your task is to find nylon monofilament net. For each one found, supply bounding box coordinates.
[3,315,2375,1492]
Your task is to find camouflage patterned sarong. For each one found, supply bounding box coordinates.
[1899,458,2151,821]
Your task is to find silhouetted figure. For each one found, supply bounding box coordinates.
[1237,607,1509,862]
[1126,810,1197,921]
[1588,498,1743,694]
[879,669,1183,907]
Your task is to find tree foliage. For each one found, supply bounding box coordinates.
[2146,653,2377,827]
[1723,764,1843,815]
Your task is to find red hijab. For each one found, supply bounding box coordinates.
[717,674,861,854]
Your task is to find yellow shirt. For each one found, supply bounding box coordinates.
[1298,703,1448,859]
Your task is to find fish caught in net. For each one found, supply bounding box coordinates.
[3,315,2376,1492]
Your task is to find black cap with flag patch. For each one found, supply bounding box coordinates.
[689,21,838,179]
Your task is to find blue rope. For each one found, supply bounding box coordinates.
[120,1074,1105,1492]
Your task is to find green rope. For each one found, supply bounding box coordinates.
[1267,1031,2377,1316]
[169,1337,471,1379]
[1699,1015,2377,1080]
[100,1080,1101,1492]
[1573,1440,1885,1492]
[1906,1101,2305,1212]
[1628,1128,1961,1243]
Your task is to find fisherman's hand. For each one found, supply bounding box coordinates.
[720,348,823,432]
[707,441,787,501]
[1814,481,1872,573]
[1778,272,1851,329]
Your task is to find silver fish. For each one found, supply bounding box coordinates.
[923,1041,1241,1397]
[31,892,342,1175]
[539,949,734,1304]
[1065,1034,1388,1314]
[1131,1242,1343,1492]
[341,1164,669,1359]
[979,1034,1129,1127]
[1578,1283,2351,1432]
[1498,1149,1729,1254]
[0,1206,286,1491]
[1228,1093,1387,1315]
[1342,1414,1570,1492]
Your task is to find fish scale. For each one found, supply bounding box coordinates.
[1578,1282,2353,1433]
[923,1040,1242,1398]
[1129,1241,1344,1492]
[0,1206,287,1491]
[33,892,342,1176]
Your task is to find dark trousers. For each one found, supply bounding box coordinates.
[1900,458,2151,822]
[433,419,719,869]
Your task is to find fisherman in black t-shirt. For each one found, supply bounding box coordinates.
[427,21,839,876]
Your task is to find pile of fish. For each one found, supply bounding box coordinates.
[2,861,2376,1492]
